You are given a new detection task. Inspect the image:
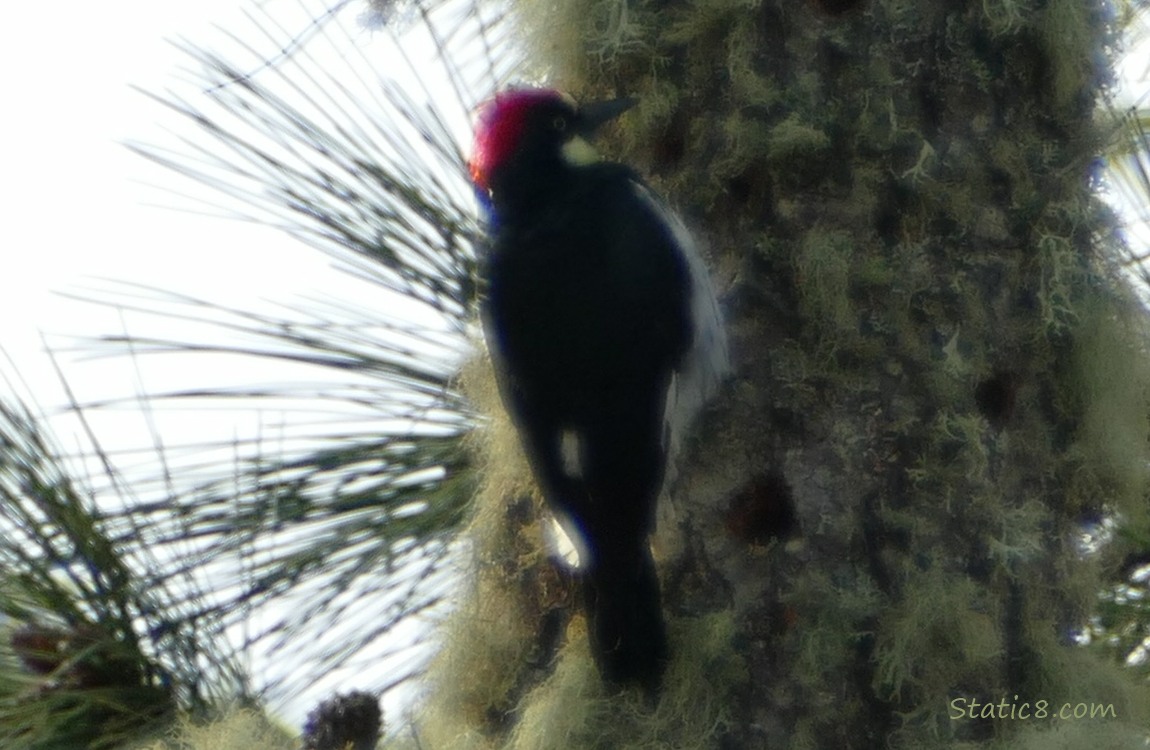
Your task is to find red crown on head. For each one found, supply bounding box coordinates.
[469,88,569,190]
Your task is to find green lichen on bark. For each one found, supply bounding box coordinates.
[426,0,1150,746]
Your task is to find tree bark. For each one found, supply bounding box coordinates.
[424,0,1150,747]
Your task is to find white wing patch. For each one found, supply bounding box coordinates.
[559,429,583,478]
[631,182,730,472]
[545,512,590,568]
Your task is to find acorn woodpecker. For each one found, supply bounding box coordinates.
[470,88,728,692]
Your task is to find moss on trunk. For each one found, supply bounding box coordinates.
[421,0,1150,747]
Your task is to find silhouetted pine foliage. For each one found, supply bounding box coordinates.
[0,390,247,748]
[73,0,519,725]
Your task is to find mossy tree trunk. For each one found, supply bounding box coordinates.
[425,0,1150,747]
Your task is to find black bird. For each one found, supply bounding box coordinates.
[470,88,728,692]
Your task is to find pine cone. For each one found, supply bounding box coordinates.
[301,690,382,750]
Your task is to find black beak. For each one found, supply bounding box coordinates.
[576,97,638,138]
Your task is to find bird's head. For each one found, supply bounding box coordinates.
[469,87,636,194]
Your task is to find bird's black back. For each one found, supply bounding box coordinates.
[483,162,692,425]
[480,156,696,693]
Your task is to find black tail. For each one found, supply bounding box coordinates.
[583,545,668,694]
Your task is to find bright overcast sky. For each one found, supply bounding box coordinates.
[1,1,330,409]
[0,0,467,451]
[1,0,475,726]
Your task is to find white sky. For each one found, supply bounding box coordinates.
[1,0,478,451]
[1,0,477,730]
[1,2,336,415]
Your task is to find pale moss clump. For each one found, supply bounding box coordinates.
[513,0,660,85]
[795,228,856,343]
[455,353,536,511]
[507,613,744,750]
[127,709,295,750]
[872,568,1002,708]
[418,562,539,746]
[996,715,1150,750]
[784,567,881,704]
[1061,291,1150,523]
[418,356,545,748]
[1039,0,1105,112]
[419,607,743,750]
[766,114,832,166]
[1025,622,1150,719]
